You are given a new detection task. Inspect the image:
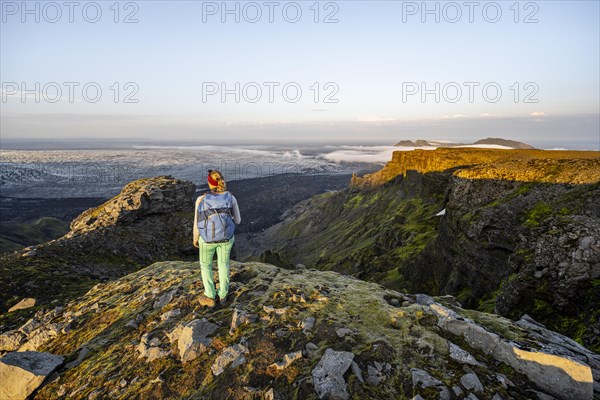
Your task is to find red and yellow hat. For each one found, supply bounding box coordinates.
[207,169,226,191]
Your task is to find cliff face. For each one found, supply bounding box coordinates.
[1,260,598,400]
[350,148,600,188]
[259,149,600,352]
[414,176,600,350]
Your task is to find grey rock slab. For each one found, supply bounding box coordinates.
[305,342,319,358]
[366,365,385,385]
[439,387,451,400]
[167,324,185,345]
[534,391,558,400]
[19,324,61,351]
[411,368,443,388]
[0,351,64,400]
[335,327,353,339]
[460,372,484,393]
[416,294,435,306]
[211,343,249,376]
[230,308,257,335]
[495,373,514,389]
[448,341,484,367]
[351,361,364,383]
[452,385,464,396]
[153,291,175,309]
[302,317,316,333]
[178,319,219,363]
[137,333,169,362]
[312,348,354,400]
[430,301,594,400]
[411,368,450,400]
[18,319,42,336]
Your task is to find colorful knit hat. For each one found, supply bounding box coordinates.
[207,169,226,192]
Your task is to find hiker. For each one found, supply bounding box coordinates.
[193,169,241,307]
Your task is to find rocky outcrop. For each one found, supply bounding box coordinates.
[175,318,218,363]
[69,175,195,234]
[0,176,197,321]
[420,294,595,399]
[211,343,249,376]
[0,351,64,400]
[312,348,355,400]
[0,260,596,400]
[350,148,599,188]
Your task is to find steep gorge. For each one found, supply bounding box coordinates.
[257,149,600,351]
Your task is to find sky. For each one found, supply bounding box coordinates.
[1,0,599,148]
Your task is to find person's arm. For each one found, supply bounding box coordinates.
[231,195,241,225]
[193,196,202,247]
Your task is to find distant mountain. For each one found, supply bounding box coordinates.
[394,137,535,149]
[473,137,535,149]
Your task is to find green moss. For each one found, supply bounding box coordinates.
[533,298,551,314]
[514,248,534,263]
[477,290,498,313]
[484,183,535,209]
[558,207,570,215]
[380,268,405,292]
[455,287,472,305]
[524,202,552,227]
[462,212,475,223]
[515,183,534,195]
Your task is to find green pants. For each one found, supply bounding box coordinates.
[199,235,235,300]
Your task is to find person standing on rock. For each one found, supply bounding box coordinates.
[193,169,241,307]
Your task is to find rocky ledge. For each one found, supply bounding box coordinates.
[350,149,600,188]
[69,175,195,235]
[1,261,597,399]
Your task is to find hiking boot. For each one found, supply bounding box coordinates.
[198,294,216,308]
[218,295,229,307]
